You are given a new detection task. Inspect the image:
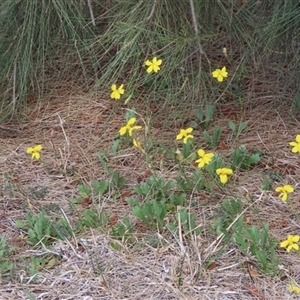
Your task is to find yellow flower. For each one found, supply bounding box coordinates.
[176,128,194,144]
[289,283,300,294]
[212,66,228,82]
[110,84,125,100]
[133,139,142,149]
[280,235,300,252]
[145,57,162,73]
[195,149,214,168]
[119,118,142,137]
[26,145,43,160]
[275,185,294,201]
[289,135,300,153]
[216,168,233,184]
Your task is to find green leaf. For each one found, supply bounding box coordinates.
[247,153,261,165]
[203,130,212,145]
[92,180,109,195]
[70,198,82,204]
[126,197,140,206]
[166,222,177,232]
[238,121,248,133]
[132,206,148,223]
[228,120,236,132]
[212,127,222,146]
[233,232,248,250]
[78,184,90,197]
[195,107,204,122]
[15,220,26,228]
[111,138,120,153]
[112,171,126,189]
[170,194,186,206]
[205,104,216,123]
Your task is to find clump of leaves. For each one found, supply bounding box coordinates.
[0,236,15,276]
[76,208,109,231]
[16,211,73,246]
[167,208,202,236]
[231,145,261,170]
[233,224,281,275]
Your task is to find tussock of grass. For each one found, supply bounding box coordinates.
[0,0,299,121]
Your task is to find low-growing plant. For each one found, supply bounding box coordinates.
[231,145,261,170]
[110,217,135,250]
[0,236,15,276]
[195,105,216,129]
[261,176,273,190]
[132,175,175,201]
[70,179,109,205]
[76,208,109,231]
[16,211,73,246]
[111,170,127,190]
[127,198,166,231]
[233,224,281,275]
[27,185,49,200]
[228,119,248,138]
[167,208,202,236]
[176,168,206,192]
[212,198,244,242]
[203,127,222,148]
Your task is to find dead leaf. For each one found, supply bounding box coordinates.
[137,170,152,183]
[244,284,265,300]
[207,261,217,270]
[217,141,228,150]
[109,216,118,225]
[248,265,259,278]
[229,112,238,122]
[81,197,90,208]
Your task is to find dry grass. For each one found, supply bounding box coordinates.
[1,72,300,299]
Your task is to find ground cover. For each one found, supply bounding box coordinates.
[1,58,300,299]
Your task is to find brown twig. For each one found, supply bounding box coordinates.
[189,0,204,72]
[146,0,158,22]
[87,0,95,26]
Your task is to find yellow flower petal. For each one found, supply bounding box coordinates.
[280,240,289,248]
[128,125,142,136]
[133,139,141,148]
[284,185,294,193]
[287,244,299,252]
[32,152,40,160]
[118,84,125,94]
[119,126,127,135]
[196,158,205,168]
[183,135,193,144]
[26,147,34,154]
[291,235,300,242]
[176,132,183,140]
[216,168,233,184]
[289,284,300,294]
[197,149,205,157]
[219,174,228,184]
[127,118,136,125]
[279,192,288,201]
[185,127,193,133]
